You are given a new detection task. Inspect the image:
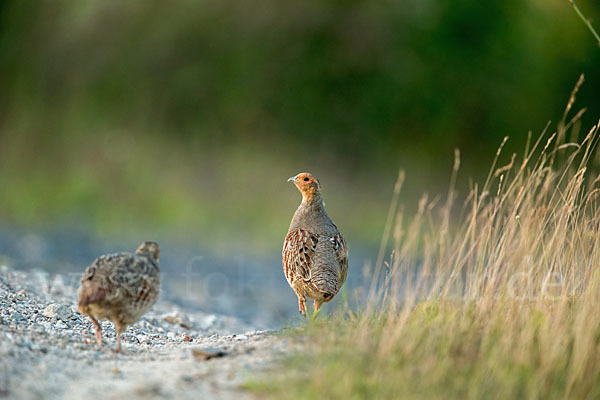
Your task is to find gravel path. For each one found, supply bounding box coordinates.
[0,266,292,399]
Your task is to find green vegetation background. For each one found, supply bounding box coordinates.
[0,0,598,253]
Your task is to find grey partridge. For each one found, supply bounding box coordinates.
[283,172,349,316]
[78,241,160,352]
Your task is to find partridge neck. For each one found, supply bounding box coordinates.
[301,192,323,208]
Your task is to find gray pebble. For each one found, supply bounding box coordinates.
[43,303,71,321]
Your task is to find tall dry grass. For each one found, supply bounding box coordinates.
[249,76,600,399]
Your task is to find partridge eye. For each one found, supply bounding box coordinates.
[303,177,309,182]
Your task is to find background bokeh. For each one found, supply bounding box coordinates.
[0,1,599,325]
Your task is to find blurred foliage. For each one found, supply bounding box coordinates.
[0,0,599,251]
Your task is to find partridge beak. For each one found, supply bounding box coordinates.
[288,176,298,183]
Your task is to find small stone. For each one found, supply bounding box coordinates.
[235,334,248,341]
[162,311,192,329]
[43,304,71,321]
[191,347,227,361]
[182,333,193,342]
[162,312,182,325]
[55,320,68,329]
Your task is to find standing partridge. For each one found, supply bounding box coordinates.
[78,241,160,352]
[283,172,349,316]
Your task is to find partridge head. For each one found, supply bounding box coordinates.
[136,241,160,261]
[288,172,322,204]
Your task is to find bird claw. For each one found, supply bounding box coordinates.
[298,297,308,317]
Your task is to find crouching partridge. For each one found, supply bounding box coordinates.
[283,172,349,316]
[78,241,160,352]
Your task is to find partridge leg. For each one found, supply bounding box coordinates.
[298,296,307,317]
[114,322,122,353]
[313,300,321,313]
[88,314,103,346]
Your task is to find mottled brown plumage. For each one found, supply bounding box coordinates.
[78,241,160,352]
[283,172,349,316]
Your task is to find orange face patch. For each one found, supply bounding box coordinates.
[289,172,322,204]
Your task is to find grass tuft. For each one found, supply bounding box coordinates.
[248,79,600,399]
